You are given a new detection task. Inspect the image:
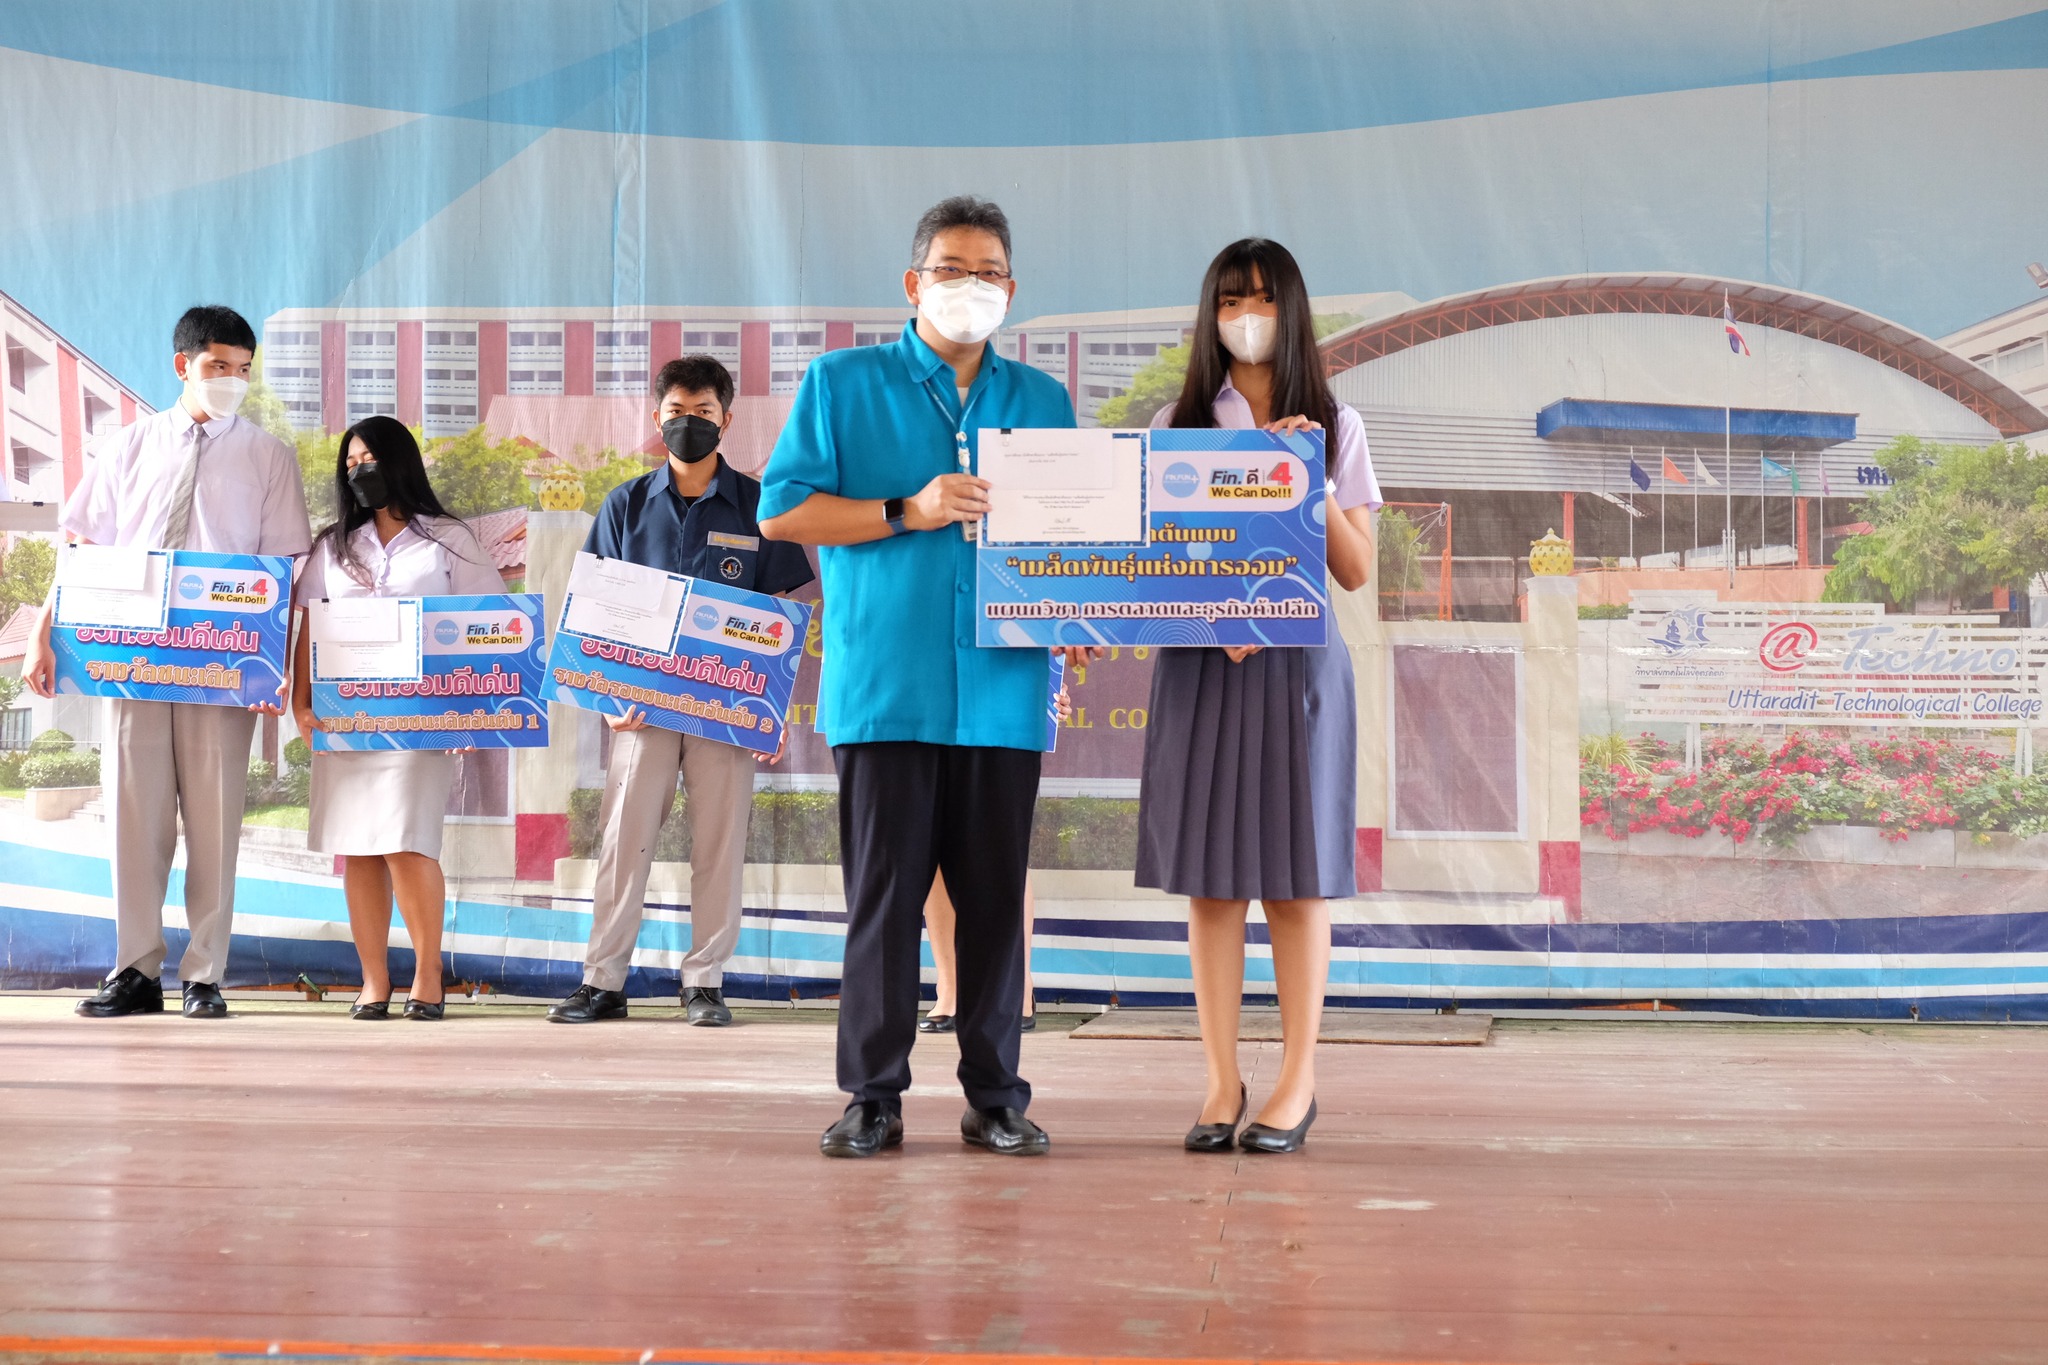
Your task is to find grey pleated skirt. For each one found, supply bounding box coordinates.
[307,750,458,858]
[1134,627,1358,902]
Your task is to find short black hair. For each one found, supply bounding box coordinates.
[910,195,1012,270]
[652,355,735,412]
[173,305,257,357]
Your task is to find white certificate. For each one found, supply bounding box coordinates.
[561,551,685,652]
[981,428,1146,545]
[55,546,171,630]
[310,598,423,681]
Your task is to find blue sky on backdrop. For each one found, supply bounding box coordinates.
[1,1,2044,402]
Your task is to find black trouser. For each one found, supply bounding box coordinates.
[833,741,1041,1113]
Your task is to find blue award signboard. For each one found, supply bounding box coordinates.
[545,554,811,756]
[51,550,294,708]
[976,428,1328,648]
[311,593,550,751]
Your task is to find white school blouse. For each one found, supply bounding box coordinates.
[295,516,503,601]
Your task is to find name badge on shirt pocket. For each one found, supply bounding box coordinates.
[706,531,760,586]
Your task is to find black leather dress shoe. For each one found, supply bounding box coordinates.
[349,998,391,1021]
[181,982,227,1019]
[403,998,445,1021]
[1019,1014,1036,1033]
[76,968,163,1018]
[917,1013,954,1033]
[547,985,628,1023]
[820,1101,903,1158]
[683,986,731,1027]
[960,1106,1050,1156]
[1184,1083,1248,1152]
[1239,1098,1317,1154]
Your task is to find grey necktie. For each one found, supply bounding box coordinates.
[160,422,206,550]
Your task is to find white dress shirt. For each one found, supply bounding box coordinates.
[296,516,503,601]
[61,403,313,555]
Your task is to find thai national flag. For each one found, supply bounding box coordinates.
[1723,302,1750,356]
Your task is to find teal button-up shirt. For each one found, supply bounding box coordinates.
[759,320,1076,750]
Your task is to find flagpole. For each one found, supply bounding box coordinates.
[1660,446,1667,560]
[1818,454,1826,567]
[1724,289,1735,587]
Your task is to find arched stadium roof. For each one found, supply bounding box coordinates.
[1319,274,2048,437]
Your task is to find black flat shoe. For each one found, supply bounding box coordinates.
[1184,1083,1249,1152]
[1019,1014,1036,1033]
[76,967,163,1018]
[1239,1098,1317,1154]
[820,1101,903,1159]
[917,1013,954,1034]
[403,999,445,1021]
[349,999,392,1021]
[960,1106,1050,1156]
[548,984,628,1023]
[180,982,227,1019]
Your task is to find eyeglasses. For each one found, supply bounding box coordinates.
[918,265,1012,284]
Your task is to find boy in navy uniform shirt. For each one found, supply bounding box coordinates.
[549,356,813,1025]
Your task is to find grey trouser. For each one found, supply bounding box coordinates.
[583,726,755,991]
[105,698,258,984]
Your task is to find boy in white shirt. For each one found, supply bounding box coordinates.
[22,305,313,1018]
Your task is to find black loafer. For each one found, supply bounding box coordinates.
[683,986,732,1027]
[547,985,628,1023]
[1185,1083,1248,1152]
[917,1013,954,1033]
[181,982,227,1019]
[1239,1098,1317,1154]
[76,967,164,1018]
[820,1101,903,1159]
[1019,1014,1036,1033]
[960,1106,1050,1156]
[403,999,445,1021]
[349,998,392,1021]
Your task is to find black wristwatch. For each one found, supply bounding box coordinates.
[883,496,909,536]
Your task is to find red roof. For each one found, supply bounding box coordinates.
[0,602,34,667]
[466,507,528,577]
[481,394,796,477]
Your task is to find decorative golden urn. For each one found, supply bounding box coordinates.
[537,465,584,512]
[1529,528,1574,576]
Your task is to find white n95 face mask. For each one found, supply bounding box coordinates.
[918,276,1010,345]
[1217,313,1277,365]
[190,375,249,421]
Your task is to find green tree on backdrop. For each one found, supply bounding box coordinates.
[1090,313,1365,429]
[1823,436,2048,610]
[580,451,652,513]
[0,536,56,621]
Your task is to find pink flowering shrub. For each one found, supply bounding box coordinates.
[1581,732,2048,846]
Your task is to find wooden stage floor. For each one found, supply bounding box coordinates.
[2,997,2046,1365]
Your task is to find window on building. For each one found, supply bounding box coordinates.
[1,707,30,751]
[345,330,395,347]
[425,368,450,381]
[596,330,650,348]
[455,404,476,416]
[683,330,740,348]
[426,330,478,347]
[456,369,475,381]
[508,370,534,383]
[5,338,43,392]
[1087,342,1110,356]
[537,370,562,383]
[81,390,117,437]
[1084,384,1119,399]
[1991,338,2047,378]
[346,367,395,381]
[267,366,302,379]
[1033,342,1067,356]
[854,331,889,347]
[771,331,822,348]
[771,370,801,384]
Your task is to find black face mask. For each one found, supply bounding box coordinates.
[661,413,723,465]
[347,461,389,510]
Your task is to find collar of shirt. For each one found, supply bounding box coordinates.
[892,318,1007,409]
[651,454,738,509]
[1211,378,1257,429]
[165,402,238,441]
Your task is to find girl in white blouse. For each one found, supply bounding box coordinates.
[289,417,502,1021]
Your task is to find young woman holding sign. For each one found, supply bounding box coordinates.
[289,416,501,1020]
[1139,239,1382,1153]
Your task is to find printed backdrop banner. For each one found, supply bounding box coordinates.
[4,4,2048,1016]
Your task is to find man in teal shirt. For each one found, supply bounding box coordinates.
[761,196,1088,1159]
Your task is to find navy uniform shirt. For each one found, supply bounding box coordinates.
[583,455,815,596]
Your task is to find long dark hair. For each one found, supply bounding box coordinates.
[314,416,470,587]
[1170,238,1337,437]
